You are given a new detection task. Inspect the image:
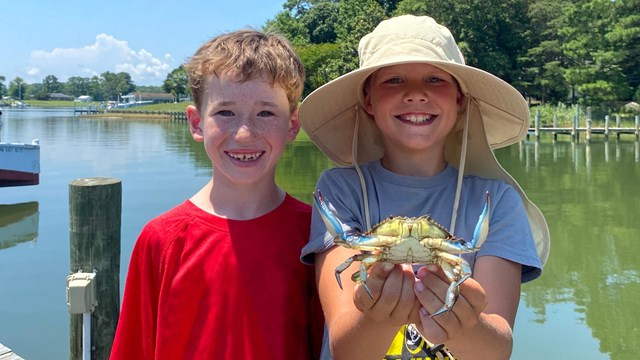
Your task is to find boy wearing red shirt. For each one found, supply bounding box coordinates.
[110,29,323,359]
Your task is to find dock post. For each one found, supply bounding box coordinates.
[635,115,639,141]
[553,114,558,140]
[572,105,578,142]
[586,106,592,143]
[69,178,121,360]
[534,109,540,140]
[604,115,610,140]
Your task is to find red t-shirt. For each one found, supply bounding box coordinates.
[110,195,323,359]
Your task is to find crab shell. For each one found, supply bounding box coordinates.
[314,190,490,316]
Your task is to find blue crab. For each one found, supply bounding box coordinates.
[314,190,490,316]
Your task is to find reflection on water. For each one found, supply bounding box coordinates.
[0,201,39,250]
[500,137,640,359]
[0,110,638,359]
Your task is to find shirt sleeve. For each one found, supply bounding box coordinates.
[474,183,542,283]
[301,168,363,265]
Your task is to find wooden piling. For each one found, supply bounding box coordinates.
[69,177,121,360]
[572,106,578,141]
[534,109,540,140]
[586,106,592,143]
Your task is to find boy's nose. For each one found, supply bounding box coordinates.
[232,116,257,139]
[403,86,428,103]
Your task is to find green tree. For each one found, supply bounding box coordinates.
[88,76,105,101]
[557,0,630,108]
[65,77,91,97]
[517,0,570,104]
[8,77,26,100]
[42,74,62,94]
[100,71,135,101]
[331,0,385,76]
[0,75,6,98]
[163,65,188,101]
[606,0,640,99]
[296,42,341,95]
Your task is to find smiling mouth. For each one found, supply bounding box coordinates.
[397,114,435,124]
[226,151,265,161]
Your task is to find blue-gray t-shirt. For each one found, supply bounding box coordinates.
[301,160,541,282]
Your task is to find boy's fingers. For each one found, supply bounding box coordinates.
[353,262,395,310]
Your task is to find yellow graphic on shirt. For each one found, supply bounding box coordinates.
[385,324,455,360]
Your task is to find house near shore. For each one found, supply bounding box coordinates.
[110,92,176,109]
[48,93,74,101]
[133,92,175,104]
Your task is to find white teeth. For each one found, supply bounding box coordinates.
[400,114,432,123]
[228,152,263,161]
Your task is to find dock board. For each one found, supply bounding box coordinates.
[0,343,25,360]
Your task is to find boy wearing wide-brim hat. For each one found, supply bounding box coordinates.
[300,15,550,359]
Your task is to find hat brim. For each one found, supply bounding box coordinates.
[299,59,550,266]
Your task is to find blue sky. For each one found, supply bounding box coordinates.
[0,0,286,86]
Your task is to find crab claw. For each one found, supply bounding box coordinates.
[469,191,491,250]
[313,190,348,242]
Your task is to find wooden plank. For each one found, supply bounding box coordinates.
[0,343,25,360]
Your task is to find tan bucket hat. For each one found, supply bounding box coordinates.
[300,15,550,265]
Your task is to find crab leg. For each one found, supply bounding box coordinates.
[314,190,347,241]
[430,252,472,316]
[469,191,491,249]
[335,253,380,299]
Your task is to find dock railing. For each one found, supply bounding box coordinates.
[529,106,639,142]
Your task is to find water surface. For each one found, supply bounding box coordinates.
[0,108,637,359]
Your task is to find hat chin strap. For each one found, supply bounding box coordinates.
[449,96,472,234]
[353,96,471,235]
[352,106,372,231]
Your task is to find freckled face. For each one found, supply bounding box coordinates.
[195,75,298,186]
[364,63,463,158]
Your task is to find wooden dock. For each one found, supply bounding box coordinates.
[0,343,25,360]
[528,110,639,142]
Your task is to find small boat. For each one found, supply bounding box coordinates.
[0,110,40,187]
[0,139,41,187]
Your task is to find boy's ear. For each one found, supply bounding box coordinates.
[363,91,374,116]
[287,108,301,141]
[186,105,204,142]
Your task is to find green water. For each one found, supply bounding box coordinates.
[0,108,638,359]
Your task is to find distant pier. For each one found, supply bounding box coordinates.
[528,108,639,142]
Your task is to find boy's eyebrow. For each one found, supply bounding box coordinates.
[211,100,280,108]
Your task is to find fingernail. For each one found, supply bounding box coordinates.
[415,280,425,293]
[420,307,428,317]
[383,262,394,272]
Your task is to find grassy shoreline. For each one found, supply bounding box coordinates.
[6,100,638,128]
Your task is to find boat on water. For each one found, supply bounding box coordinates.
[0,110,41,187]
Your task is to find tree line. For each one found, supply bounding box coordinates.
[267,0,639,112]
[0,68,189,103]
[2,0,638,113]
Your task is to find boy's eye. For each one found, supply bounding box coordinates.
[216,110,234,117]
[384,77,403,84]
[426,76,444,83]
[257,110,275,117]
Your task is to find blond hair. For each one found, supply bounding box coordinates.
[185,29,305,113]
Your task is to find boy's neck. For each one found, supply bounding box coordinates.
[190,178,286,220]
[380,151,447,177]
